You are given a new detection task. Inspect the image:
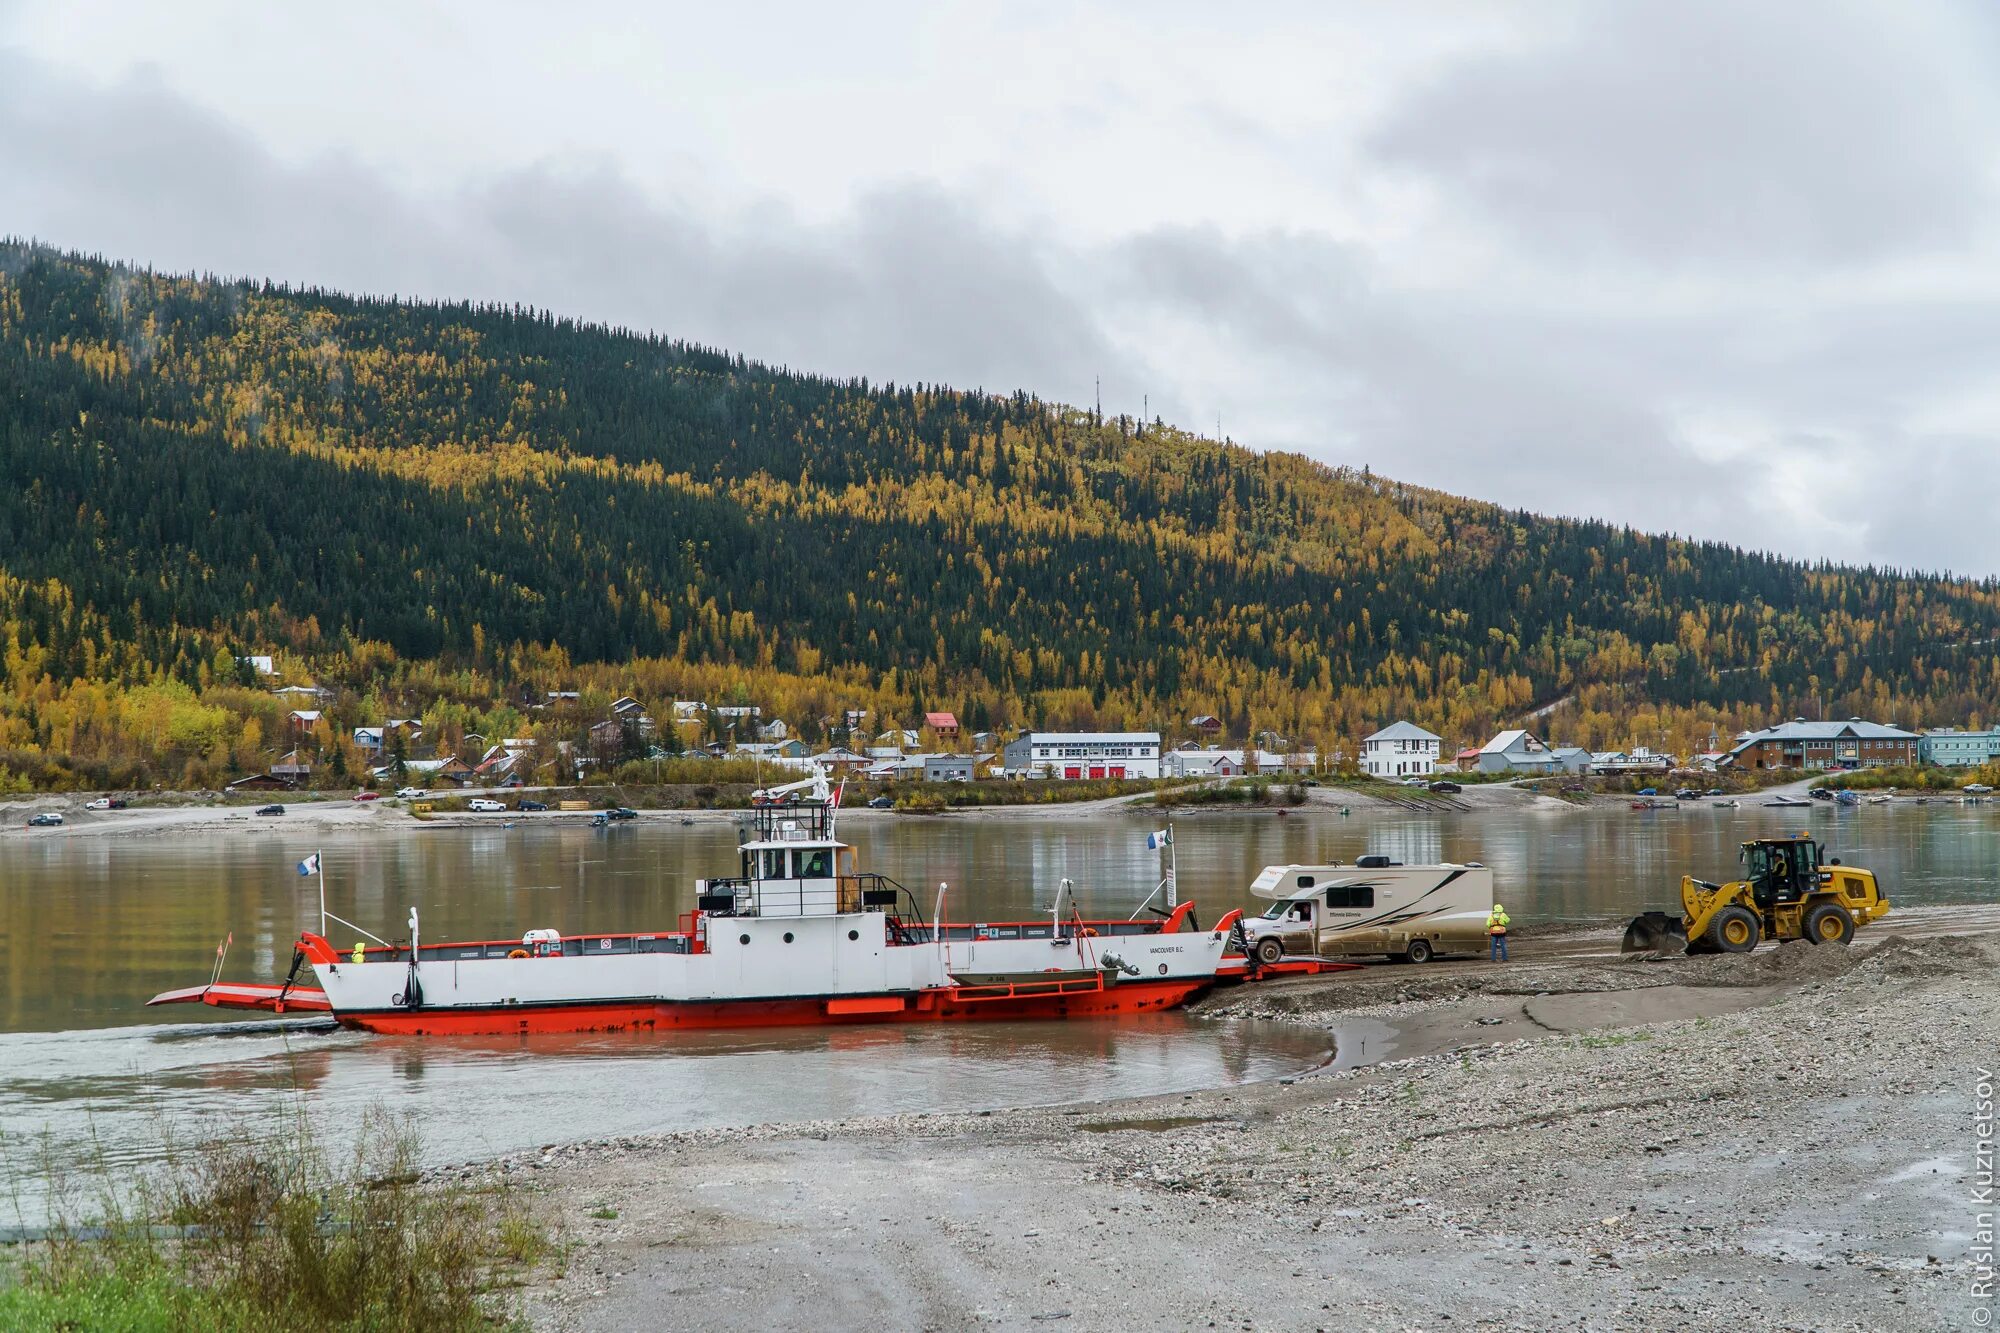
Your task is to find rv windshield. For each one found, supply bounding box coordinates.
[1260,900,1312,921]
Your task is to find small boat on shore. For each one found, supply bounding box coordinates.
[1765,795,1812,807]
[150,773,1240,1036]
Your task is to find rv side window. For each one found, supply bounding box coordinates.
[1295,875,1315,889]
[1326,885,1375,909]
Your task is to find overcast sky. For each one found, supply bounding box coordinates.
[5,1,1999,573]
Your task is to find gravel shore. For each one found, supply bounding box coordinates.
[493,919,1996,1332]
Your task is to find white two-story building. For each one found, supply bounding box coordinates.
[1360,721,1442,779]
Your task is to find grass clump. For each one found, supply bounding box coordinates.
[1,1109,550,1332]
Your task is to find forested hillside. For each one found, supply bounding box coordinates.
[3,241,1998,787]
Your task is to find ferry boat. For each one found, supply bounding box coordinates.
[149,773,1240,1036]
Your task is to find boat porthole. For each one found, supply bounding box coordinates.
[848,930,860,941]
[739,933,751,946]
[783,932,795,944]
[1158,964,1169,976]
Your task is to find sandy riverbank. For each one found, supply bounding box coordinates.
[489,910,1997,1332]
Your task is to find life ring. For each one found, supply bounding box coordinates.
[1081,927,1099,937]
[507,948,530,959]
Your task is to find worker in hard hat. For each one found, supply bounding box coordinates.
[1486,903,1511,961]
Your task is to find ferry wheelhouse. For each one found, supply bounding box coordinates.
[151,773,1239,1036]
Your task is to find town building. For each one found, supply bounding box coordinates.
[352,719,422,755]
[1474,730,1593,775]
[270,749,313,781]
[1589,747,1674,775]
[923,754,977,782]
[1002,731,1162,780]
[1919,728,2000,767]
[1360,721,1442,779]
[1188,714,1223,737]
[924,711,960,739]
[1163,747,1317,779]
[1724,719,1920,771]
[808,747,873,776]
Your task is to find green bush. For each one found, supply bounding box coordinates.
[2,1110,547,1332]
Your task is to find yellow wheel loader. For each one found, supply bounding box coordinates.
[1621,832,1889,955]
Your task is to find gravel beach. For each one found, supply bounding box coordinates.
[497,915,1997,1332]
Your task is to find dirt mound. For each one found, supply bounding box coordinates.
[1851,932,2000,981]
[1678,938,1860,988]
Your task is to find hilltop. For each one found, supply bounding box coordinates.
[2,241,1998,787]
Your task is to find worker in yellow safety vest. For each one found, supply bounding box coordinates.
[351,942,366,965]
[1487,904,1511,961]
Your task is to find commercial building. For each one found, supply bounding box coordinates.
[1473,729,1592,775]
[1360,721,1442,779]
[1919,728,2000,767]
[1724,719,1919,771]
[1002,731,1161,780]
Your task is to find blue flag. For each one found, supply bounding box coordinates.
[298,853,321,876]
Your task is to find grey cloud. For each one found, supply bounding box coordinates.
[1368,0,2000,267]
[0,48,1138,410]
[7,37,2000,576]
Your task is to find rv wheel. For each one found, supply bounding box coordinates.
[1403,938,1434,965]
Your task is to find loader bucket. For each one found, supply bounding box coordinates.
[1621,911,1688,955]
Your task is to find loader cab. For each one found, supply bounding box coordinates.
[1742,836,1821,910]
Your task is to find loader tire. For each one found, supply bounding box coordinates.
[1802,901,1855,946]
[1705,905,1760,954]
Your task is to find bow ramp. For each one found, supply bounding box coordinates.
[147,982,332,1013]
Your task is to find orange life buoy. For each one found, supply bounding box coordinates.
[507,948,530,959]
[1082,927,1099,937]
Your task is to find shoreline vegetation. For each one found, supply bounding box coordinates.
[1,1110,550,1332]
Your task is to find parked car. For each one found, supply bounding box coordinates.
[1705,788,1726,797]
[1401,776,1430,787]
[606,807,639,821]
[27,812,63,827]
[395,786,426,799]
[1636,787,1657,797]
[1809,787,1835,801]
[517,799,548,812]
[352,790,381,802]
[84,797,128,810]
[468,798,507,812]
[1674,788,1700,801]
[254,804,285,817]
[1427,780,1462,794]
[867,796,894,810]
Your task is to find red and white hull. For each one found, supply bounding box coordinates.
[156,905,1240,1037]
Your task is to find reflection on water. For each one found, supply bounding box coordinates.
[4,803,2000,1033]
[4,800,1998,1225]
[0,1012,1330,1224]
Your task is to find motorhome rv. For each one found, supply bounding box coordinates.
[1238,856,1493,965]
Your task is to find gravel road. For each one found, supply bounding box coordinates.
[496,914,1998,1331]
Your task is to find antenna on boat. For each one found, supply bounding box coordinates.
[935,881,949,967]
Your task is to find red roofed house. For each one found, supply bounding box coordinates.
[924,711,959,739]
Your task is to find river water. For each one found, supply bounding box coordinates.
[3,799,1996,1218]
